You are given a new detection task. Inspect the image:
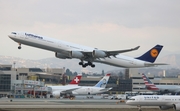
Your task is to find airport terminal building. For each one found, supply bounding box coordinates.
[0,64,180,98]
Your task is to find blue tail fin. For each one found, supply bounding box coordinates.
[94,74,110,88]
[135,44,163,63]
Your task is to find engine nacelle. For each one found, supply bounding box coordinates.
[173,103,180,111]
[69,51,84,59]
[52,91,61,98]
[55,52,68,59]
[92,50,107,58]
[159,106,172,110]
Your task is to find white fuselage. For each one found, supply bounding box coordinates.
[49,85,80,92]
[126,95,180,106]
[156,85,180,93]
[9,32,148,68]
[72,86,108,95]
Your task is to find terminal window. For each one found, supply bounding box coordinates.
[0,74,11,91]
[0,67,11,71]
[29,68,43,72]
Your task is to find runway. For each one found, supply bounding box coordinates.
[0,98,162,111]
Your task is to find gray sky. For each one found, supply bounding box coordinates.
[1,0,180,61]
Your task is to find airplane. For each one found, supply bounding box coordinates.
[49,74,82,98]
[72,73,112,96]
[8,31,167,68]
[52,74,112,98]
[126,95,180,111]
[142,73,180,94]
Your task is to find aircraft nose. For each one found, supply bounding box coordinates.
[8,34,12,38]
[8,34,14,39]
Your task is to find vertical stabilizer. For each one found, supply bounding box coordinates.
[69,74,82,85]
[136,45,163,63]
[142,74,159,90]
[94,74,110,88]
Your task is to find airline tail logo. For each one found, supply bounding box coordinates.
[150,49,158,58]
[94,73,110,88]
[69,75,82,85]
[142,74,159,91]
[135,44,163,63]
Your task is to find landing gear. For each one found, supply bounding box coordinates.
[79,62,83,65]
[137,105,142,111]
[18,43,21,49]
[79,61,95,68]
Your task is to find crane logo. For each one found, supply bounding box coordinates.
[100,79,107,88]
[150,49,158,58]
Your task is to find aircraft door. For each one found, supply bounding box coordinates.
[24,33,28,39]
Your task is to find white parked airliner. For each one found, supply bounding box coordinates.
[126,95,180,111]
[72,73,112,96]
[52,74,112,98]
[8,31,167,68]
[49,74,82,98]
[142,73,180,94]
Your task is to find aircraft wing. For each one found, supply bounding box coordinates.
[82,45,140,59]
[144,63,168,67]
[104,46,140,57]
[61,87,80,93]
[100,87,112,92]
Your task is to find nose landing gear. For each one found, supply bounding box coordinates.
[18,43,21,49]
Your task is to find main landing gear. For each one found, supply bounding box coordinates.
[79,61,95,68]
[18,43,21,49]
[137,105,142,111]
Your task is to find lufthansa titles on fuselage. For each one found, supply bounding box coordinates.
[25,33,43,40]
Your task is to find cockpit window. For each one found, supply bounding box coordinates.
[11,32,16,34]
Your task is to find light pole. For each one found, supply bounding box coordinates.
[13,61,16,71]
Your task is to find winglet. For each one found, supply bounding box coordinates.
[133,46,140,50]
[136,44,163,63]
[69,74,82,85]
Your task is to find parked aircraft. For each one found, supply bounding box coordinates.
[142,73,180,94]
[126,95,180,111]
[8,31,167,68]
[52,74,112,98]
[49,74,82,98]
[72,73,112,96]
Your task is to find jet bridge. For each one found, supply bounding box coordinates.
[11,80,51,98]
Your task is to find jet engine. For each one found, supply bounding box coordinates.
[69,51,84,59]
[55,52,68,59]
[52,91,61,98]
[159,106,173,110]
[92,50,107,58]
[173,103,180,111]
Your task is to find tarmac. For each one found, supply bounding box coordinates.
[0,98,174,111]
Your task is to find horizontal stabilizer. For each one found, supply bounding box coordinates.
[144,63,168,67]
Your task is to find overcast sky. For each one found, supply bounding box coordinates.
[1,0,180,61]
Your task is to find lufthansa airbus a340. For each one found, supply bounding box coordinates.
[8,31,167,68]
